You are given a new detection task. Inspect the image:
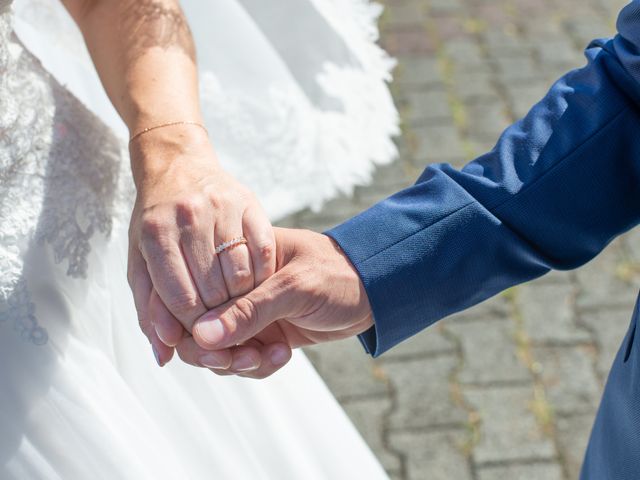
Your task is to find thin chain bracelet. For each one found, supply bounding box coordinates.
[129,121,208,143]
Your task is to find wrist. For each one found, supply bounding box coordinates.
[129,122,219,185]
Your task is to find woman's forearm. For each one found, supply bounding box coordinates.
[62,0,204,145]
[60,1,277,368]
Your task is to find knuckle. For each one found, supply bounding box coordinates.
[202,286,229,309]
[228,268,253,290]
[208,191,229,211]
[165,292,201,318]
[228,296,259,332]
[255,242,274,264]
[140,214,170,243]
[175,198,203,227]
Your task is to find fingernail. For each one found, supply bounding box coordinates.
[233,354,259,372]
[196,318,225,345]
[270,347,290,366]
[152,345,162,367]
[200,352,230,370]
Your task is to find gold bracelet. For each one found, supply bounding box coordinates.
[129,121,208,143]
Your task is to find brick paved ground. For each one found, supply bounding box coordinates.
[277,1,638,478]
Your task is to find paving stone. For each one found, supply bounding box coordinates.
[476,462,564,480]
[394,56,443,89]
[343,397,402,473]
[556,414,595,480]
[464,385,557,465]
[389,429,473,480]
[445,293,511,323]
[429,0,465,16]
[472,2,514,29]
[541,62,586,85]
[465,102,511,140]
[382,324,455,360]
[564,16,613,47]
[534,269,574,286]
[451,71,498,103]
[483,30,535,58]
[386,355,468,429]
[575,239,639,311]
[382,26,437,55]
[605,0,635,16]
[504,82,551,119]
[491,55,541,82]
[380,2,428,29]
[532,345,601,415]
[620,227,640,273]
[512,0,551,18]
[397,88,454,125]
[354,163,413,208]
[522,17,566,39]
[407,123,466,165]
[367,160,415,189]
[356,182,407,210]
[536,40,583,68]
[519,282,592,345]
[306,338,388,401]
[444,40,490,73]
[465,138,499,159]
[579,308,633,380]
[446,319,531,385]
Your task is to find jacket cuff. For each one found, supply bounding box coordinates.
[324,197,438,357]
[326,219,383,355]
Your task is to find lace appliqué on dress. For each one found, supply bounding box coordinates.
[201,0,398,220]
[0,9,130,345]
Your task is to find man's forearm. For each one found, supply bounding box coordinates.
[328,38,640,357]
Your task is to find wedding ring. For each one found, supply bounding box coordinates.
[215,236,248,255]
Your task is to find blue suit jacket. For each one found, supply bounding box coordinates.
[327,2,640,478]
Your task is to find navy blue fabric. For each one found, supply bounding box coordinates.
[327,1,640,477]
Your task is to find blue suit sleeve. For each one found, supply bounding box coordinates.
[327,33,640,357]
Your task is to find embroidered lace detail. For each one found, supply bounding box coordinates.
[0,279,47,345]
[199,0,398,219]
[199,64,398,219]
[0,4,130,345]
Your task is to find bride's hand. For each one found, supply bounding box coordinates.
[127,125,276,364]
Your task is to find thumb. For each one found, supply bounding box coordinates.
[191,266,298,350]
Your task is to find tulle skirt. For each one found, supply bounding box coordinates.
[1,227,388,479]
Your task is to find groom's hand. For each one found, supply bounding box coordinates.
[175,227,374,379]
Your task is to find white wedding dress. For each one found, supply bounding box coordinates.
[0,0,398,478]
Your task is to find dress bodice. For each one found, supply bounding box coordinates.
[0,1,130,345]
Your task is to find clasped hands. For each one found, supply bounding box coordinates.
[128,128,374,379]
